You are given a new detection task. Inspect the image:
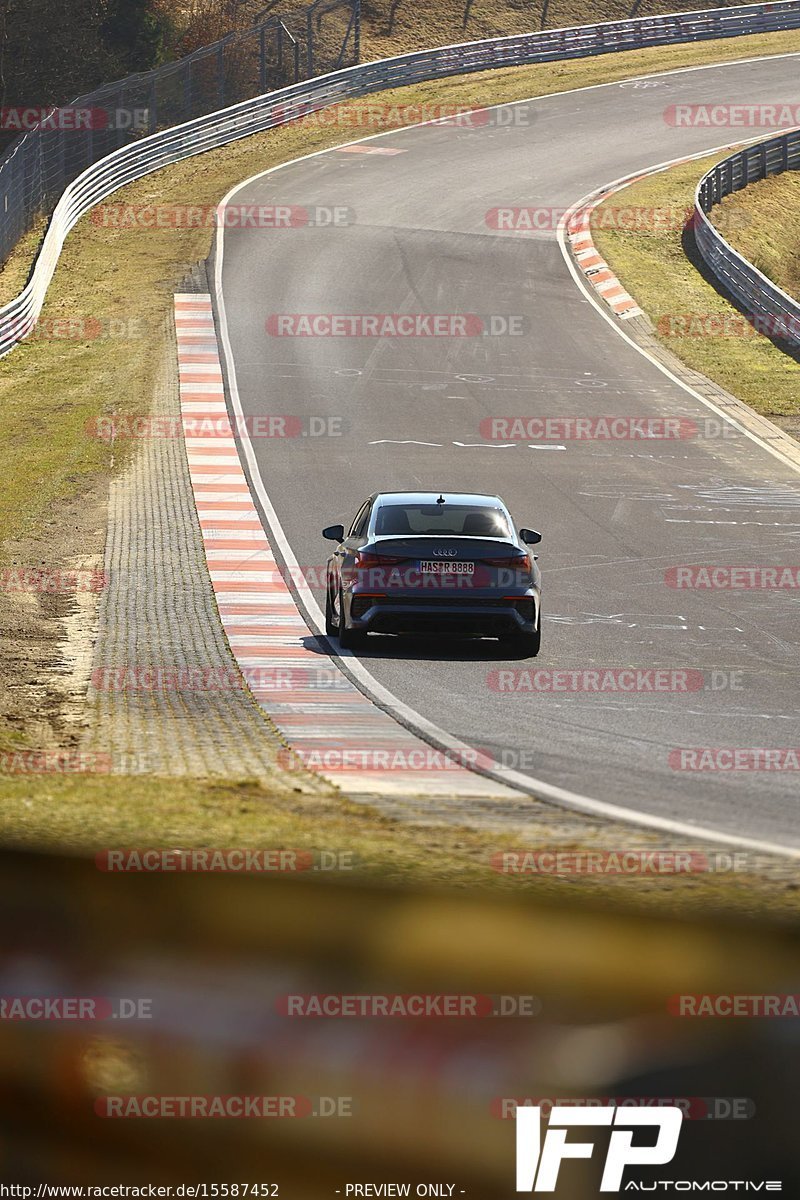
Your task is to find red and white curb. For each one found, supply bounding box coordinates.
[567,204,643,320]
[175,294,515,799]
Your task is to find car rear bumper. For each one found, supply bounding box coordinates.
[347,594,539,637]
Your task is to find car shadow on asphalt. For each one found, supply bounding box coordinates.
[300,634,529,662]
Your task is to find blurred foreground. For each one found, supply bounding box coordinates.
[0,849,798,1194]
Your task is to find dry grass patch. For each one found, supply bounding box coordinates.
[592,153,800,423]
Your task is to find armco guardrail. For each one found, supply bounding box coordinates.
[3,0,800,358]
[695,128,800,350]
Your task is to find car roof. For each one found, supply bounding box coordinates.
[371,491,504,506]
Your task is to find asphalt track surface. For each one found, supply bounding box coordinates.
[216,53,800,848]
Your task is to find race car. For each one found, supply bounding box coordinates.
[323,490,542,655]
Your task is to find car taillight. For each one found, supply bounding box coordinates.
[354,552,410,568]
[480,552,529,568]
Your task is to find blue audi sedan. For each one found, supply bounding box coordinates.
[323,491,542,655]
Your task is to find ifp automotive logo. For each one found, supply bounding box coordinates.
[515,1104,682,1191]
[514,1105,783,1192]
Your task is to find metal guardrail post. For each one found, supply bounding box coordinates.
[259,25,268,92]
[57,128,66,199]
[149,78,158,135]
[183,58,193,117]
[217,42,226,106]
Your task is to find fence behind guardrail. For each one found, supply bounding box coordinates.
[694,128,800,351]
[3,0,800,357]
[0,0,361,268]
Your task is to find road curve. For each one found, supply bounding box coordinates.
[216,53,800,848]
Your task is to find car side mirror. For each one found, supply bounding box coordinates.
[519,528,542,545]
[322,524,345,542]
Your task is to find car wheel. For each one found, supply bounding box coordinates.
[502,619,541,658]
[325,581,337,636]
[337,588,366,651]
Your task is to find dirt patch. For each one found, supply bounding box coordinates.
[0,488,108,754]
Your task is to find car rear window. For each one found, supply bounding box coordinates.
[375,504,510,538]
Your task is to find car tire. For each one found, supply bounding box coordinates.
[502,619,541,658]
[325,582,338,636]
[337,588,367,651]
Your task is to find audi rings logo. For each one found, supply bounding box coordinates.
[432,548,458,557]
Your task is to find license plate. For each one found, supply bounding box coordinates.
[420,560,474,575]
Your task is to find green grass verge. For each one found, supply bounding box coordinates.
[2,771,799,915]
[0,773,515,886]
[712,169,800,302]
[592,153,800,422]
